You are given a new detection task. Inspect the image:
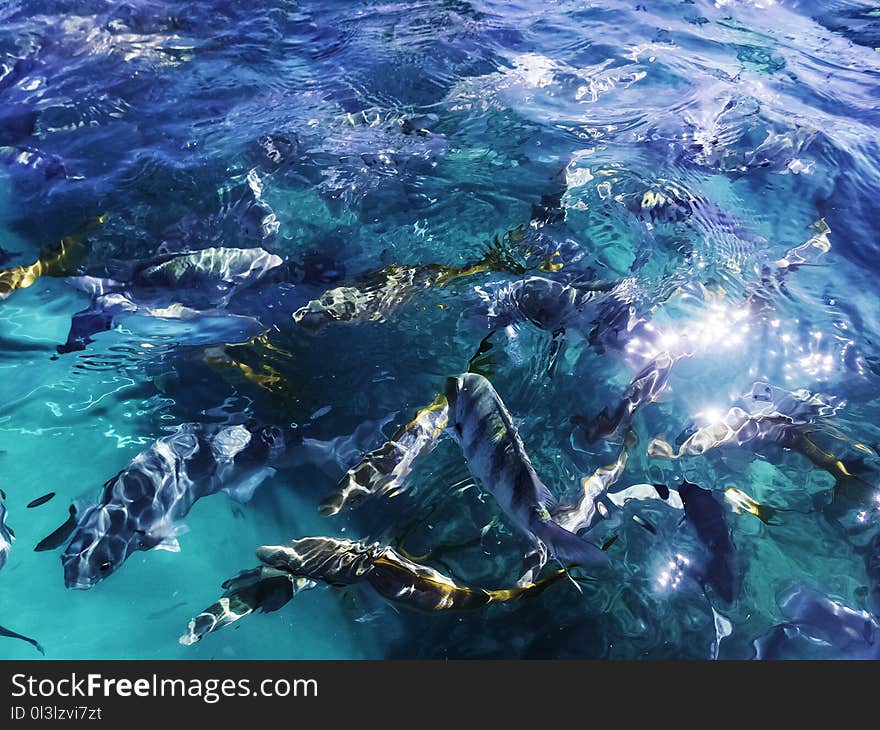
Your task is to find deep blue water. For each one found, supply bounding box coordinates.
[2,0,880,659]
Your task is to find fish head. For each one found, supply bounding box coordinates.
[61,502,155,589]
[513,277,571,331]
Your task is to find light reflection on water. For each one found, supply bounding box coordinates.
[0,0,879,659]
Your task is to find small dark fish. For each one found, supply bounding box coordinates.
[0,624,44,655]
[601,535,620,551]
[27,492,55,509]
[632,514,657,534]
[34,505,78,552]
[678,480,735,603]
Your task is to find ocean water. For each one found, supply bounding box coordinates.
[1,0,880,660]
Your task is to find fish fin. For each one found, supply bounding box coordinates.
[34,505,78,552]
[65,276,122,296]
[150,522,190,553]
[530,516,608,566]
[555,559,584,594]
[547,328,566,378]
[155,536,181,553]
[224,466,276,504]
[467,331,496,377]
[56,304,116,355]
[518,544,548,587]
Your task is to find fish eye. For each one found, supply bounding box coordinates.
[99,561,113,573]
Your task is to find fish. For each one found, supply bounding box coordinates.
[180,567,314,646]
[773,218,831,272]
[574,352,676,442]
[292,228,570,332]
[573,222,833,442]
[26,492,55,509]
[320,335,497,515]
[60,421,292,589]
[257,536,567,612]
[605,483,683,511]
[724,487,779,525]
[445,372,607,568]
[0,214,105,302]
[677,480,735,603]
[202,332,297,399]
[145,601,188,621]
[553,432,636,534]
[0,624,44,655]
[627,181,702,225]
[647,381,872,497]
[754,585,879,660]
[129,246,284,294]
[468,274,640,343]
[57,246,281,354]
[322,393,449,516]
[0,490,13,571]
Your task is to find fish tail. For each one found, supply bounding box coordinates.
[530,517,608,567]
[486,568,568,603]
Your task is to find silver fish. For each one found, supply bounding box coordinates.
[180,567,314,646]
[445,373,606,567]
[553,433,636,535]
[321,393,449,515]
[61,422,288,589]
[257,536,566,612]
[58,246,282,354]
[754,584,879,659]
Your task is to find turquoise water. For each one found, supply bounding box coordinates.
[1,0,880,659]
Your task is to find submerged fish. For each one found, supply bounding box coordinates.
[0,214,105,301]
[321,334,500,515]
[257,536,566,612]
[321,393,449,515]
[574,352,676,442]
[469,274,643,351]
[553,432,636,535]
[26,492,55,509]
[678,480,736,603]
[724,487,779,525]
[60,421,292,589]
[0,490,13,571]
[754,584,880,659]
[445,373,607,568]
[292,228,569,332]
[558,221,833,441]
[180,567,314,646]
[647,381,871,496]
[57,246,281,354]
